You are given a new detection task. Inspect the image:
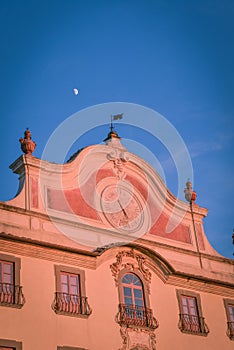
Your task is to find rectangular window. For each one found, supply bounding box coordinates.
[59,272,81,314]
[0,255,24,308]
[224,299,234,340]
[0,261,14,283]
[176,290,209,336]
[0,261,14,304]
[181,295,200,333]
[61,272,80,295]
[53,266,91,317]
[0,339,22,350]
[228,304,234,322]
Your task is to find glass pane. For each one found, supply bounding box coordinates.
[3,263,12,274]
[189,306,197,316]
[61,273,68,284]
[228,305,234,321]
[135,298,143,307]
[124,296,133,305]
[69,275,78,285]
[188,297,195,308]
[123,287,132,297]
[70,285,78,295]
[1,262,13,284]
[188,298,197,316]
[3,274,12,284]
[61,273,69,293]
[133,275,141,286]
[134,289,142,299]
[122,273,133,284]
[181,296,189,313]
[61,283,69,293]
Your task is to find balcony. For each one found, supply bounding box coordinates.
[0,282,25,308]
[178,313,209,336]
[116,304,159,330]
[52,292,92,317]
[227,321,234,340]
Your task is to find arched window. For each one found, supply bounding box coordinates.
[118,272,154,328]
[122,273,145,309]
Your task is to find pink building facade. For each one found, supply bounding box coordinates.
[0,130,233,350]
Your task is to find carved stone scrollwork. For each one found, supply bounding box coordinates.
[149,331,157,350]
[112,249,158,350]
[119,326,128,350]
[118,326,156,350]
[107,149,129,179]
[110,249,151,293]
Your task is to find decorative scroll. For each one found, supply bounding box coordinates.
[118,326,156,350]
[111,249,158,350]
[110,249,151,293]
[107,150,129,179]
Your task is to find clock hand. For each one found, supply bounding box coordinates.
[117,200,129,220]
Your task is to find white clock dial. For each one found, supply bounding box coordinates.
[100,184,144,232]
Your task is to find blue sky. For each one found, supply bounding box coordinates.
[0,1,233,258]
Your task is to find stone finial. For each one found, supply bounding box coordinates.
[184,180,197,203]
[104,130,120,142]
[19,128,36,155]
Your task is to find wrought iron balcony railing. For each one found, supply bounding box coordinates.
[0,282,25,308]
[52,292,92,317]
[116,303,159,330]
[227,321,234,340]
[178,313,209,335]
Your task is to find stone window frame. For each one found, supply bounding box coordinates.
[54,265,86,297]
[53,265,91,318]
[223,298,234,340]
[0,253,24,309]
[0,339,22,350]
[0,253,21,286]
[176,289,209,336]
[116,267,159,330]
[117,267,150,309]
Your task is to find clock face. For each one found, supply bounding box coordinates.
[100,184,144,232]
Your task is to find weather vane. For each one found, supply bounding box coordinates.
[110,113,123,132]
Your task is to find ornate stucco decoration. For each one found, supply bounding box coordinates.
[119,326,157,350]
[110,249,151,293]
[107,149,129,180]
[110,249,158,350]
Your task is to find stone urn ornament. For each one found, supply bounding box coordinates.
[19,128,36,155]
[184,180,197,203]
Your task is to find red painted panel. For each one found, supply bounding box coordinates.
[47,187,100,220]
[195,223,205,251]
[96,168,115,183]
[150,212,191,244]
[125,174,149,201]
[31,177,38,208]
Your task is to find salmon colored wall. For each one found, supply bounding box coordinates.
[0,249,233,350]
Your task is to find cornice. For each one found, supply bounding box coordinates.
[0,200,233,267]
[0,233,233,296]
[167,272,234,298]
[137,236,234,265]
[0,232,97,269]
